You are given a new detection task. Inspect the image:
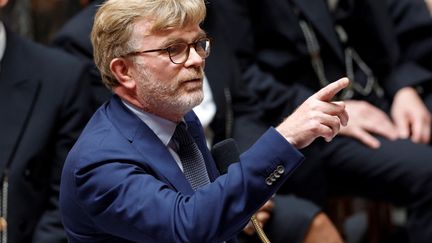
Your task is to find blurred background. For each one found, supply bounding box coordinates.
[0,0,92,44]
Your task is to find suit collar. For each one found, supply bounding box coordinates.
[292,0,344,61]
[107,96,220,195]
[121,100,177,146]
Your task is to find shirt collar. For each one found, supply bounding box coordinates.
[121,100,179,146]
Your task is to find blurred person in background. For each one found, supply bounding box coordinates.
[214,0,432,242]
[0,0,93,241]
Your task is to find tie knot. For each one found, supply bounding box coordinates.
[172,122,194,147]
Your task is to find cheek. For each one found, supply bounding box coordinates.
[147,62,180,84]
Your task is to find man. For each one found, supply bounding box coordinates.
[0,0,93,242]
[53,2,344,242]
[214,0,432,241]
[59,0,349,242]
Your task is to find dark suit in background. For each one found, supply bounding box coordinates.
[0,28,92,242]
[388,0,432,99]
[203,5,323,242]
[52,0,109,110]
[213,0,432,241]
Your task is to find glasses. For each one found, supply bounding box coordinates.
[124,37,211,64]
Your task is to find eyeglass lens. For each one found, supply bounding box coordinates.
[169,39,210,64]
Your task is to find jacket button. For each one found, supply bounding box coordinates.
[265,177,273,186]
[276,165,285,174]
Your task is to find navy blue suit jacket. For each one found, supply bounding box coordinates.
[60,95,304,242]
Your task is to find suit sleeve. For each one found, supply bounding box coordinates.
[388,0,432,63]
[73,128,304,242]
[385,0,432,96]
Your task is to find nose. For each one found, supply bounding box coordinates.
[184,46,204,67]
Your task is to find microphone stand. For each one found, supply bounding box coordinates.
[251,215,271,243]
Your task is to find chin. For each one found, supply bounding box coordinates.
[179,92,204,111]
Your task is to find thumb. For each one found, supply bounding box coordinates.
[313,77,350,101]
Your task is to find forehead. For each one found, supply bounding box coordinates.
[131,18,204,47]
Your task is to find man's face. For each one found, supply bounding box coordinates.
[128,18,206,121]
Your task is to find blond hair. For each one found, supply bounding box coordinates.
[91,0,206,89]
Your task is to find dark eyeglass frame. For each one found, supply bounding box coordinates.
[123,37,211,64]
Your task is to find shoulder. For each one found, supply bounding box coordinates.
[66,99,143,167]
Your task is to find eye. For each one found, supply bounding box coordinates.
[167,43,187,57]
[196,39,207,51]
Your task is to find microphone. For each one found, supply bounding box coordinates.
[211,139,271,243]
[211,138,240,175]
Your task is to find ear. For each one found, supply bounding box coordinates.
[110,57,136,90]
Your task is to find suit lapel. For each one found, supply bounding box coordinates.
[292,0,344,61]
[0,31,41,172]
[108,98,222,195]
[107,97,195,195]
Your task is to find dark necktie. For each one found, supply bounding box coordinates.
[172,123,210,191]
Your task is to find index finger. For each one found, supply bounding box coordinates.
[313,77,350,101]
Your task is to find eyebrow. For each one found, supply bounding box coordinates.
[160,31,207,47]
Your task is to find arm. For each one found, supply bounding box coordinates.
[387,0,432,65]
[386,0,432,143]
[73,78,348,242]
[76,128,303,243]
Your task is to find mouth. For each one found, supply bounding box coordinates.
[181,77,203,86]
[184,77,202,83]
[181,77,203,91]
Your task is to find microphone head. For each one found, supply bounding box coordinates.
[211,138,240,175]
